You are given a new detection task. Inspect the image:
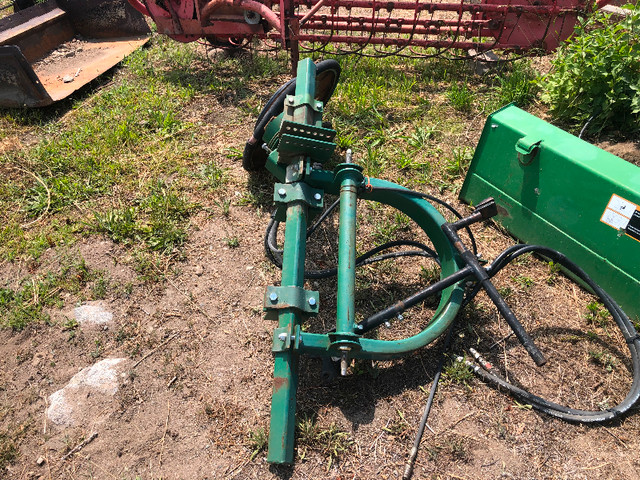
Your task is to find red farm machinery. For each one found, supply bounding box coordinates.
[128,0,612,67]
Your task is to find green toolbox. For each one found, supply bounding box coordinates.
[460,104,640,320]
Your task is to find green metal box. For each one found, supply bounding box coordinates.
[460,105,640,320]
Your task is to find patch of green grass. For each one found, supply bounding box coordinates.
[0,257,97,330]
[444,146,474,179]
[296,415,353,466]
[447,82,475,112]
[0,432,18,470]
[95,180,195,254]
[494,61,539,108]
[247,427,268,460]
[198,162,227,190]
[443,356,474,386]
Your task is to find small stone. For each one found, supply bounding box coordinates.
[194,265,204,276]
[36,456,45,466]
[62,75,74,83]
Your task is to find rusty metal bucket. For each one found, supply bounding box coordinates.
[0,0,150,107]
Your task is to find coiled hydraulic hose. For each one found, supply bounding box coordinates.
[464,244,640,423]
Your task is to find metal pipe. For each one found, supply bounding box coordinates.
[335,152,359,336]
[201,0,282,32]
[298,0,327,26]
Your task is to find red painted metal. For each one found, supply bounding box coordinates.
[130,0,610,58]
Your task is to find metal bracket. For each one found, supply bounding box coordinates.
[264,286,320,320]
[273,182,324,222]
[272,324,302,352]
[515,135,542,165]
[277,120,337,163]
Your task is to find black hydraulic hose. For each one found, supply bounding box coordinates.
[306,198,341,238]
[442,210,547,367]
[362,186,479,256]
[464,245,640,423]
[265,210,439,279]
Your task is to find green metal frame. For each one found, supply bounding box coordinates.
[262,59,464,464]
[460,104,640,320]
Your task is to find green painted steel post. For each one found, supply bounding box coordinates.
[267,203,307,464]
[333,154,364,373]
[266,58,317,464]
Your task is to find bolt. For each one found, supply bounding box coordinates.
[356,324,364,331]
[384,321,391,328]
[278,333,287,341]
[316,102,322,109]
[397,314,404,321]
[338,346,351,376]
[278,188,286,197]
[308,297,317,307]
[345,149,353,163]
[269,292,278,302]
[491,123,498,129]
[313,193,322,201]
[287,97,294,105]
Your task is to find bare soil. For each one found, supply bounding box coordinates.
[1,51,640,480]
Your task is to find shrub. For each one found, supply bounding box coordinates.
[540,4,640,135]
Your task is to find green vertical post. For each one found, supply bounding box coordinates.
[333,158,364,374]
[266,58,317,464]
[267,203,307,464]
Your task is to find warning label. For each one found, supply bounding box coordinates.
[601,194,640,243]
[626,209,640,242]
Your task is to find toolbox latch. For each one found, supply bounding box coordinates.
[515,136,542,165]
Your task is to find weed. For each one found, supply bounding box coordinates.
[0,432,18,470]
[199,162,227,190]
[248,428,268,460]
[513,275,534,290]
[443,357,473,386]
[95,181,194,254]
[296,416,353,465]
[91,274,109,300]
[447,83,475,112]
[588,350,617,372]
[225,236,240,248]
[406,125,438,150]
[497,286,512,299]
[445,146,474,179]
[62,318,79,340]
[215,198,232,216]
[547,261,561,285]
[494,61,539,108]
[584,301,611,329]
[540,4,640,135]
[362,144,385,177]
[382,410,410,437]
[419,264,440,284]
[90,339,104,359]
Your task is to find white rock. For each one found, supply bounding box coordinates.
[46,358,127,427]
[74,304,113,326]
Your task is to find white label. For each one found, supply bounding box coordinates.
[601,194,639,231]
[601,209,630,230]
[607,194,635,218]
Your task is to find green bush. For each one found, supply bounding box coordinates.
[540,4,640,135]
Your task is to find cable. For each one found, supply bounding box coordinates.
[461,244,640,423]
[362,186,478,255]
[403,322,456,480]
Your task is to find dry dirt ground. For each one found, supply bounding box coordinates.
[1,50,640,480]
